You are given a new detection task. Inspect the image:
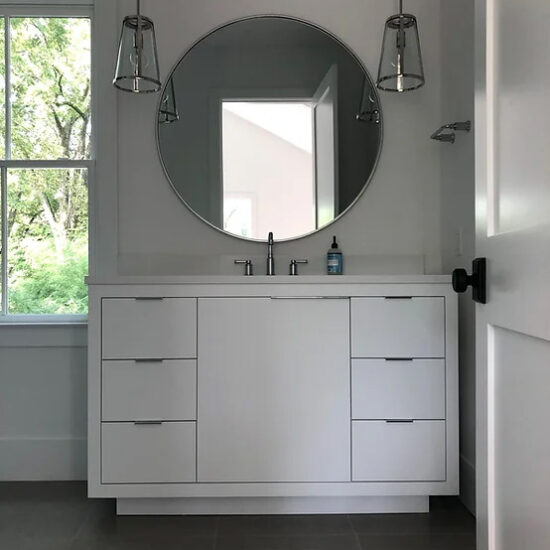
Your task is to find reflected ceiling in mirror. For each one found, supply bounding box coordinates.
[157,16,382,241]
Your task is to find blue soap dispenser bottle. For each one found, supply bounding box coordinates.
[327,236,343,275]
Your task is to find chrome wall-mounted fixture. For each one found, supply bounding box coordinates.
[431,121,471,144]
[159,79,179,123]
[377,0,425,93]
[356,78,381,124]
[266,232,275,276]
[113,0,161,93]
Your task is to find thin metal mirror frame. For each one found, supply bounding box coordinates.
[156,14,384,243]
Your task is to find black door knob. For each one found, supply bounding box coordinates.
[452,268,471,293]
[452,258,487,304]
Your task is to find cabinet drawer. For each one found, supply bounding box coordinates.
[101,422,196,484]
[352,420,446,482]
[351,297,444,358]
[102,360,197,422]
[102,298,197,359]
[351,359,445,420]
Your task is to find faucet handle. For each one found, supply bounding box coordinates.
[289,259,308,276]
[235,259,254,276]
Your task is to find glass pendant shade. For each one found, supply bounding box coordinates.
[159,78,179,123]
[356,78,380,123]
[376,1,425,92]
[113,1,161,93]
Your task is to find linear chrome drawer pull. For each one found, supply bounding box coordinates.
[385,358,414,362]
[385,419,414,423]
[134,420,163,425]
[135,297,164,301]
[384,296,413,300]
[134,358,164,363]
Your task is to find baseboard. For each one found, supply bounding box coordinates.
[0,437,86,481]
[459,454,476,515]
[117,496,430,516]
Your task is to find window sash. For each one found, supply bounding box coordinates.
[0,7,93,322]
[0,5,92,17]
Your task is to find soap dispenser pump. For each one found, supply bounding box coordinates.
[327,236,343,275]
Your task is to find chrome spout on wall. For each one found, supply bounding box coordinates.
[431,121,471,144]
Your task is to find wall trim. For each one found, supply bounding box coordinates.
[0,437,86,481]
[460,453,476,516]
[0,324,88,348]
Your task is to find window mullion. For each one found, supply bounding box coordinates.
[4,16,10,160]
[1,165,7,315]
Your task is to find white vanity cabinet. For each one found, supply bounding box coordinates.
[87,276,458,515]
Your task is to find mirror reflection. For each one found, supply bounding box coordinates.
[158,16,382,241]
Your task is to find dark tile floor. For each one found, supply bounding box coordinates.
[0,483,476,549]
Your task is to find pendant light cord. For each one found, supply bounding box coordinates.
[136,0,142,49]
[399,0,403,15]
[136,0,143,80]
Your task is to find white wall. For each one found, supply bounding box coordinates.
[0,326,87,480]
[439,0,476,514]
[116,0,443,276]
[223,110,315,240]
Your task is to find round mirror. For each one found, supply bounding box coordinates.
[158,16,382,241]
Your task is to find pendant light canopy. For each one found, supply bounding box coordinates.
[376,0,425,93]
[159,78,179,124]
[113,0,161,93]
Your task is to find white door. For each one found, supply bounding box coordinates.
[312,65,339,228]
[475,1,550,549]
[197,297,350,483]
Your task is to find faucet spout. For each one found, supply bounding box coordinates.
[267,232,275,275]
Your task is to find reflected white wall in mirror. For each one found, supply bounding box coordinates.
[222,101,315,240]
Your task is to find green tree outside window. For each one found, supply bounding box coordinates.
[0,17,91,315]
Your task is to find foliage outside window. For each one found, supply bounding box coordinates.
[0,15,91,318]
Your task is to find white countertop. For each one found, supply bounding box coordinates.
[86,274,452,286]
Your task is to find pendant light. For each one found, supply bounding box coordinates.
[113,0,161,93]
[356,78,380,124]
[376,0,425,92]
[159,78,180,124]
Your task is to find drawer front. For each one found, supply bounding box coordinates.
[102,360,197,422]
[352,420,446,482]
[351,297,445,358]
[102,422,196,484]
[352,359,445,420]
[102,298,197,359]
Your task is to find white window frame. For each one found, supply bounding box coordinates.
[0,3,94,325]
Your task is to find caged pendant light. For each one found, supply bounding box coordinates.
[376,0,425,92]
[113,0,161,93]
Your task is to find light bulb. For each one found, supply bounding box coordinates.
[129,48,149,71]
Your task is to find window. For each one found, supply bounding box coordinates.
[0,9,92,321]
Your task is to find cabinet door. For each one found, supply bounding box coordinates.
[197,298,350,483]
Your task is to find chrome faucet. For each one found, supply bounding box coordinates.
[267,232,275,275]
